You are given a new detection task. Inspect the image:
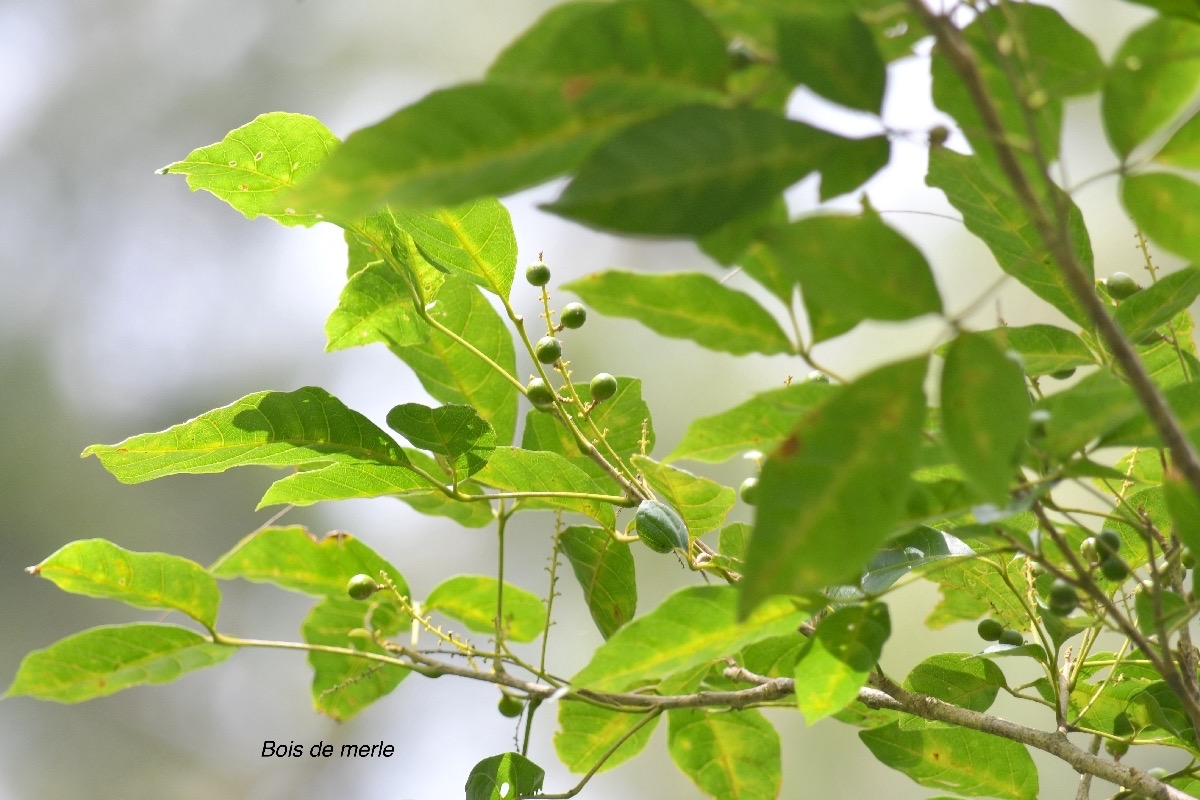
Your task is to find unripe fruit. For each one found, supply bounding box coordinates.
[346,573,379,601]
[1183,549,1197,570]
[589,372,618,402]
[1050,368,1076,380]
[497,694,525,718]
[1080,537,1099,564]
[1106,272,1140,300]
[998,629,1024,646]
[739,477,759,505]
[1097,529,1122,557]
[526,378,555,409]
[1100,556,1129,582]
[1148,767,1170,780]
[634,500,689,553]
[805,370,831,383]
[560,303,587,329]
[526,260,551,287]
[1048,579,1078,616]
[534,336,562,364]
[977,618,1003,642]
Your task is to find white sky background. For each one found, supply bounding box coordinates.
[0,2,1170,799]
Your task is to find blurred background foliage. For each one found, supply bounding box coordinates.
[0,1,1173,798]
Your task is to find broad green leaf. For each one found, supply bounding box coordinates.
[424,575,546,643]
[740,633,806,679]
[572,585,813,692]
[862,527,975,595]
[1103,16,1200,157]
[1114,266,1200,343]
[302,597,407,720]
[939,324,1094,377]
[83,386,413,484]
[1135,586,1191,636]
[257,462,436,508]
[521,376,654,486]
[1123,173,1200,263]
[926,547,1028,630]
[1098,380,1200,449]
[793,603,890,723]
[465,752,545,800]
[903,654,1006,718]
[562,271,792,355]
[719,522,751,563]
[545,105,889,235]
[210,526,411,600]
[160,112,338,227]
[346,211,445,301]
[631,456,735,537]
[698,196,788,267]
[325,261,429,352]
[473,447,616,530]
[386,403,495,481]
[777,8,885,113]
[740,358,928,615]
[396,199,516,299]
[1123,0,1200,22]
[489,0,728,90]
[4,624,232,703]
[31,539,220,629]
[1036,370,1140,456]
[1156,110,1200,168]
[941,332,1030,502]
[1165,468,1200,556]
[756,208,942,342]
[667,708,781,800]
[394,275,518,445]
[861,721,1039,800]
[555,703,659,773]
[559,525,637,639]
[668,381,838,464]
[927,148,1094,327]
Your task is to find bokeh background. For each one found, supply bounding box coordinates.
[0,1,1179,798]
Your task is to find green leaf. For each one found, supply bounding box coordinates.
[927,147,1094,327]
[668,381,838,464]
[394,275,518,445]
[941,332,1030,502]
[1165,468,1200,556]
[940,324,1095,377]
[1123,0,1200,22]
[397,199,516,299]
[740,358,928,615]
[31,539,220,629]
[860,721,1039,800]
[302,597,407,720]
[572,585,813,692]
[489,0,728,90]
[386,403,495,481]
[1114,266,1200,343]
[1122,173,1200,263]
[521,376,654,486]
[1036,370,1140,456]
[545,105,889,235]
[667,708,781,800]
[424,575,546,643]
[210,526,410,600]
[257,461,435,508]
[903,654,1006,718]
[756,208,942,342]
[559,525,637,639]
[562,271,792,355]
[926,546,1028,630]
[1156,110,1200,169]
[793,603,890,723]
[631,456,735,537]
[862,527,975,595]
[160,112,338,227]
[777,8,885,113]
[4,624,232,703]
[719,522,751,563]
[1103,16,1200,157]
[346,211,445,300]
[1096,380,1200,449]
[324,261,429,352]
[473,447,616,530]
[555,704,659,773]
[1135,586,1191,636]
[83,386,413,484]
[465,752,545,800]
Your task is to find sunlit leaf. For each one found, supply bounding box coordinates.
[397,199,516,299]
[465,752,545,800]
[1122,173,1200,263]
[473,447,616,530]
[325,261,429,352]
[632,456,736,537]
[668,708,781,800]
[555,703,659,773]
[793,603,890,723]
[559,525,637,639]
[302,597,408,720]
[424,575,546,643]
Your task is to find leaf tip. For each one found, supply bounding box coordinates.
[25,564,40,576]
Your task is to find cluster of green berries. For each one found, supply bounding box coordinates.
[523,259,617,409]
[1081,529,1128,582]
[976,618,1024,646]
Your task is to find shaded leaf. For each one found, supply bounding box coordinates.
[862,527,975,595]
[903,653,1006,718]
[1156,110,1200,169]
[668,708,781,800]
[386,403,496,481]
[1114,266,1200,343]
[939,324,1094,377]
[465,752,545,800]
[302,597,407,720]
[1122,173,1200,263]
[424,575,546,643]
[1036,370,1140,456]
[777,8,886,113]
[1165,468,1200,556]
[793,603,890,723]
[559,525,637,639]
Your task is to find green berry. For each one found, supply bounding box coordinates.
[1105,738,1129,759]
[1080,537,1099,564]
[560,303,587,329]
[526,260,551,287]
[589,372,618,402]
[346,574,378,601]
[1148,767,1169,780]
[534,336,562,364]
[634,500,689,554]
[1049,368,1076,380]
[1097,529,1122,556]
[526,378,555,409]
[497,694,525,718]
[805,370,831,383]
[997,629,1024,647]
[739,477,759,505]
[1106,272,1140,300]
[1047,579,1078,616]
[1100,556,1129,582]
[977,618,1004,642]
[1183,549,1197,570]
